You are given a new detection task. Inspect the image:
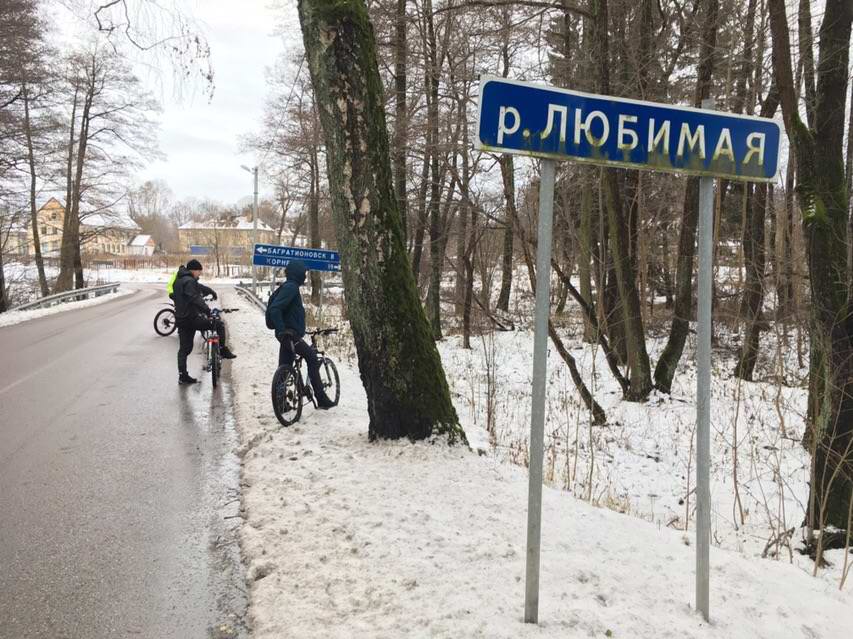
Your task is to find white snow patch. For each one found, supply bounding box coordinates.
[226,293,852,639]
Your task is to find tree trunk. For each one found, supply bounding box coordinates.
[424,0,442,339]
[578,175,595,342]
[309,149,322,305]
[592,0,652,400]
[654,0,719,394]
[735,87,780,380]
[21,79,49,296]
[0,243,6,313]
[769,0,852,531]
[496,155,516,312]
[55,79,81,293]
[392,0,408,244]
[298,0,465,444]
[410,137,430,280]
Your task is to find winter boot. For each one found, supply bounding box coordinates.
[179,372,198,385]
[220,346,237,359]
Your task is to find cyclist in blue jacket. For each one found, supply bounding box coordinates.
[267,260,334,409]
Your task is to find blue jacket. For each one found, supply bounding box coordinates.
[268,261,306,337]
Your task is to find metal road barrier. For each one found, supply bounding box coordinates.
[234,284,267,312]
[13,283,122,312]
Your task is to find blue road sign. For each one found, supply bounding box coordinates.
[252,243,341,272]
[476,76,782,182]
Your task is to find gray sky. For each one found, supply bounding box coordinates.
[138,1,298,205]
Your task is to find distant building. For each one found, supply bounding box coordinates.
[128,234,156,256]
[177,215,276,257]
[27,198,141,257]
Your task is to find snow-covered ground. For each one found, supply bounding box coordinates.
[224,290,852,638]
[0,288,135,328]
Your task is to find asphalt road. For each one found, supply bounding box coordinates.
[0,286,246,639]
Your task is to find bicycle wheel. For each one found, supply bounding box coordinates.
[154,308,176,336]
[320,357,340,406]
[271,365,302,426]
[211,346,220,387]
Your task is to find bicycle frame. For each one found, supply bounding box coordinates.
[283,329,335,409]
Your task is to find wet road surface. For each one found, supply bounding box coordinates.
[0,286,246,638]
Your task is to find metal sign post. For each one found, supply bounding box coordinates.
[695,99,715,622]
[524,159,556,624]
[473,76,780,626]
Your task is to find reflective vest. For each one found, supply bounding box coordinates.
[167,270,179,296]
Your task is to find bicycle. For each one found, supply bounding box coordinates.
[154,302,176,336]
[271,328,340,427]
[201,307,239,388]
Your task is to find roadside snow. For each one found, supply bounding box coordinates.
[226,292,851,639]
[0,288,135,328]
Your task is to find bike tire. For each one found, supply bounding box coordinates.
[211,348,220,388]
[271,365,302,427]
[154,308,176,336]
[320,357,341,406]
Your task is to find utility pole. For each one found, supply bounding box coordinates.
[241,164,259,295]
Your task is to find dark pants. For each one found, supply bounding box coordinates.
[278,337,327,400]
[177,316,227,374]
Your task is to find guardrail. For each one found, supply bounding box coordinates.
[13,283,122,312]
[234,277,344,313]
[234,284,267,311]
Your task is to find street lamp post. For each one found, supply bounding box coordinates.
[241,164,259,295]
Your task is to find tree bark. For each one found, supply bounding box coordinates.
[309,147,322,305]
[592,0,652,400]
[735,87,780,380]
[298,0,465,443]
[57,61,92,294]
[424,0,442,339]
[496,155,516,312]
[769,0,852,530]
[392,0,408,244]
[495,34,514,312]
[654,0,719,394]
[21,79,49,296]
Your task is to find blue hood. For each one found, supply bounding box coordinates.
[285,260,307,286]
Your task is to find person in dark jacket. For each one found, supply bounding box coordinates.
[174,259,236,384]
[268,260,334,409]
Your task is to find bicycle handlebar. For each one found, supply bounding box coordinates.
[307,327,338,336]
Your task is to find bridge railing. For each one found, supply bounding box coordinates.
[13,283,122,312]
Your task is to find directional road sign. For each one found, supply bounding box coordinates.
[252,243,341,272]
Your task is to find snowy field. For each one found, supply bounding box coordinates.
[223,289,852,638]
[0,288,135,328]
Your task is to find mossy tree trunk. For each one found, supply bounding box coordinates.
[769,0,852,530]
[298,0,466,444]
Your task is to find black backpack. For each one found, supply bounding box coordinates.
[265,284,284,330]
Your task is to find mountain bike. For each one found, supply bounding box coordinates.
[202,307,239,388]
[154,302,176,336]
[271,328,340,427]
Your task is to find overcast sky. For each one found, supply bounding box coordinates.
[137,1,299,205]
